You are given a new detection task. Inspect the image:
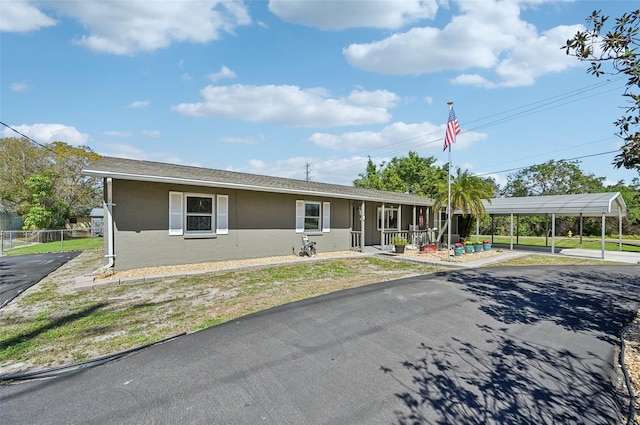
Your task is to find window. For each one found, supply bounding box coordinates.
[296,200,330,233]
[169,192,228,236]
[377,207,399,231]
[186,195,213,233]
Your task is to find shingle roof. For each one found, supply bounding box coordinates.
[482,192,627,217]
[83,156,434,206]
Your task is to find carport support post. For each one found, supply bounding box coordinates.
[619,208,623,251]
[601,213,606,259]
[551,213,556,254]
[509,213,514,251]
[1,231,3,256]
[579,213,583,248]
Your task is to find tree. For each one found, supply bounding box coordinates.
[353,151,448,197]
[433,168,497,239]
[564,9,640,171]
[0,137,50,212]
[501,160,605,197]
[48,142,102,216]
[0,138,102,222]
[21,173,70,229]
[353,156,383,190]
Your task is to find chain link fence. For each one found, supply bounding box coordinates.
[0,227,101,256]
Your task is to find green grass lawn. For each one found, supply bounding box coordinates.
[3,237,103,255]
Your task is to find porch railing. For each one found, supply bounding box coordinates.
[350,231,362,252]
[383,230,432,250]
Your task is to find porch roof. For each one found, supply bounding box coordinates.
[482,192,627,218]
[83,157,434,207]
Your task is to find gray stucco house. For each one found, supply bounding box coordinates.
[83,157,439,271]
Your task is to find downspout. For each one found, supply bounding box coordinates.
[102,177,115,270]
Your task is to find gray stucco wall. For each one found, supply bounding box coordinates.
[110,179,352,271]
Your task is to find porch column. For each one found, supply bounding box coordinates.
[412,206,416,228]
[381,203,385,250]
[398,204,402,236]
[360,201,365,252]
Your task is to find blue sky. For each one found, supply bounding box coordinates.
[1,0,639,188]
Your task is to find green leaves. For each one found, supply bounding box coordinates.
[564,9,640,171]
[353,151,447,197]
[0,138,101,228]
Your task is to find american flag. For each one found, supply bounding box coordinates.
[443,107,461,151]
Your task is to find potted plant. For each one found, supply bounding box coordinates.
[453,242,464,256]
[392,236,408,253]
[464,240,474,254]
[483,239,492,251]
[473,240,483,252]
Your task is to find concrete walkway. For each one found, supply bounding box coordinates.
[558,248,640,264]
[74,245,639,291]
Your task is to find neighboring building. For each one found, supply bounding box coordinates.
[83,157,440,271]
[0,203,23,231]
[90,208,104,237]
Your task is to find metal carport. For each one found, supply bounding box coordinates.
[481,192,627,259]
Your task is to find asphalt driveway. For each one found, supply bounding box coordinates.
[1,265,639,424]
[0,252,80,308]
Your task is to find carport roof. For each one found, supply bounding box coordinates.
[482,192,627,217]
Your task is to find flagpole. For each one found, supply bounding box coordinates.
[446,100,453,258]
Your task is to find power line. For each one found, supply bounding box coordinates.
[474,149,620,177]
[316,76,628,175]
[0,121,85,166]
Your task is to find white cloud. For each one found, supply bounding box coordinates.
[220,135,264,145]
[309,120,487,152]
[2,123,89,145]
[343,0,583,87]
[39,0,251,55]
[0,0,56,32]
[142,130,161,138]
[95,142,192,166]
[232,155,388,185]
[10,82,30,92]
[268,0,438,30]
[104,131,133,138]
[128,100,151,108]
[172,84,398,127]
[208,65,237,82]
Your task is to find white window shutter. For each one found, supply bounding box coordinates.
[216,195,229,235]
[169,191,183,235]
[296,200,304,233]
[322,202,330,232]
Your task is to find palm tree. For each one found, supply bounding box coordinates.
[434,168,496,240]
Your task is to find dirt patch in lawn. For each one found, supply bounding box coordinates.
[2,248,639,425]
[0,250,443,376]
